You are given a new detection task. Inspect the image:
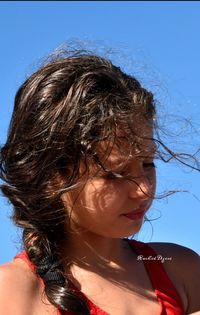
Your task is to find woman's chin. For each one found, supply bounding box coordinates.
[110,221,143,239]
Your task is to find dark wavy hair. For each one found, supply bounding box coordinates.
[0,50,198,314]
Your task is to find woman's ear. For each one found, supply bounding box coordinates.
[61,191,73,212]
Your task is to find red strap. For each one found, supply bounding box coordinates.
[14,251,45,286]
[14,251,36,273]
[128,240,184,314]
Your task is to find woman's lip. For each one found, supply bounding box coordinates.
[123,209,145,215]
[122,209,146,220]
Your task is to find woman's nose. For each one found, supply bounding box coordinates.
[128,175,153,200]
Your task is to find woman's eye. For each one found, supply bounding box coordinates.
[143,162,156,169]
[104,171,125,180]
[105,172,117,180]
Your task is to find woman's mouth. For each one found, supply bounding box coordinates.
[122,209,146,220]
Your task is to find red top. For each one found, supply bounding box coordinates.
[14,240,185,315]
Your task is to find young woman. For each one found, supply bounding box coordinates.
[0,51,199,315]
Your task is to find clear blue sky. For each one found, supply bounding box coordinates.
[0,1,200,264]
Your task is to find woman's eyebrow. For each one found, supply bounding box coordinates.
[136,142,157,155]
[140,149,156,157]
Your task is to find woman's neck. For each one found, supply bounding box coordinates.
[63,231,131,270]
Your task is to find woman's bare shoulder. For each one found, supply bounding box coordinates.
[0,259,40,314]
[148,241,199,262]
[148,242,200,314]
[0,259,56,315]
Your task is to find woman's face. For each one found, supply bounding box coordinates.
[62,123,156,239]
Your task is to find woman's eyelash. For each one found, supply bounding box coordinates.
[143,162,156,168]
[104,172,121,179]
[103,162,156,179]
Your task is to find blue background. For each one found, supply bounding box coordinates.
[0,1,200,264]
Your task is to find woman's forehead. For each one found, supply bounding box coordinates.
[89,118,156,171]
[116,116,154,137]
[105,140,156,165]
[97,132,156,168]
